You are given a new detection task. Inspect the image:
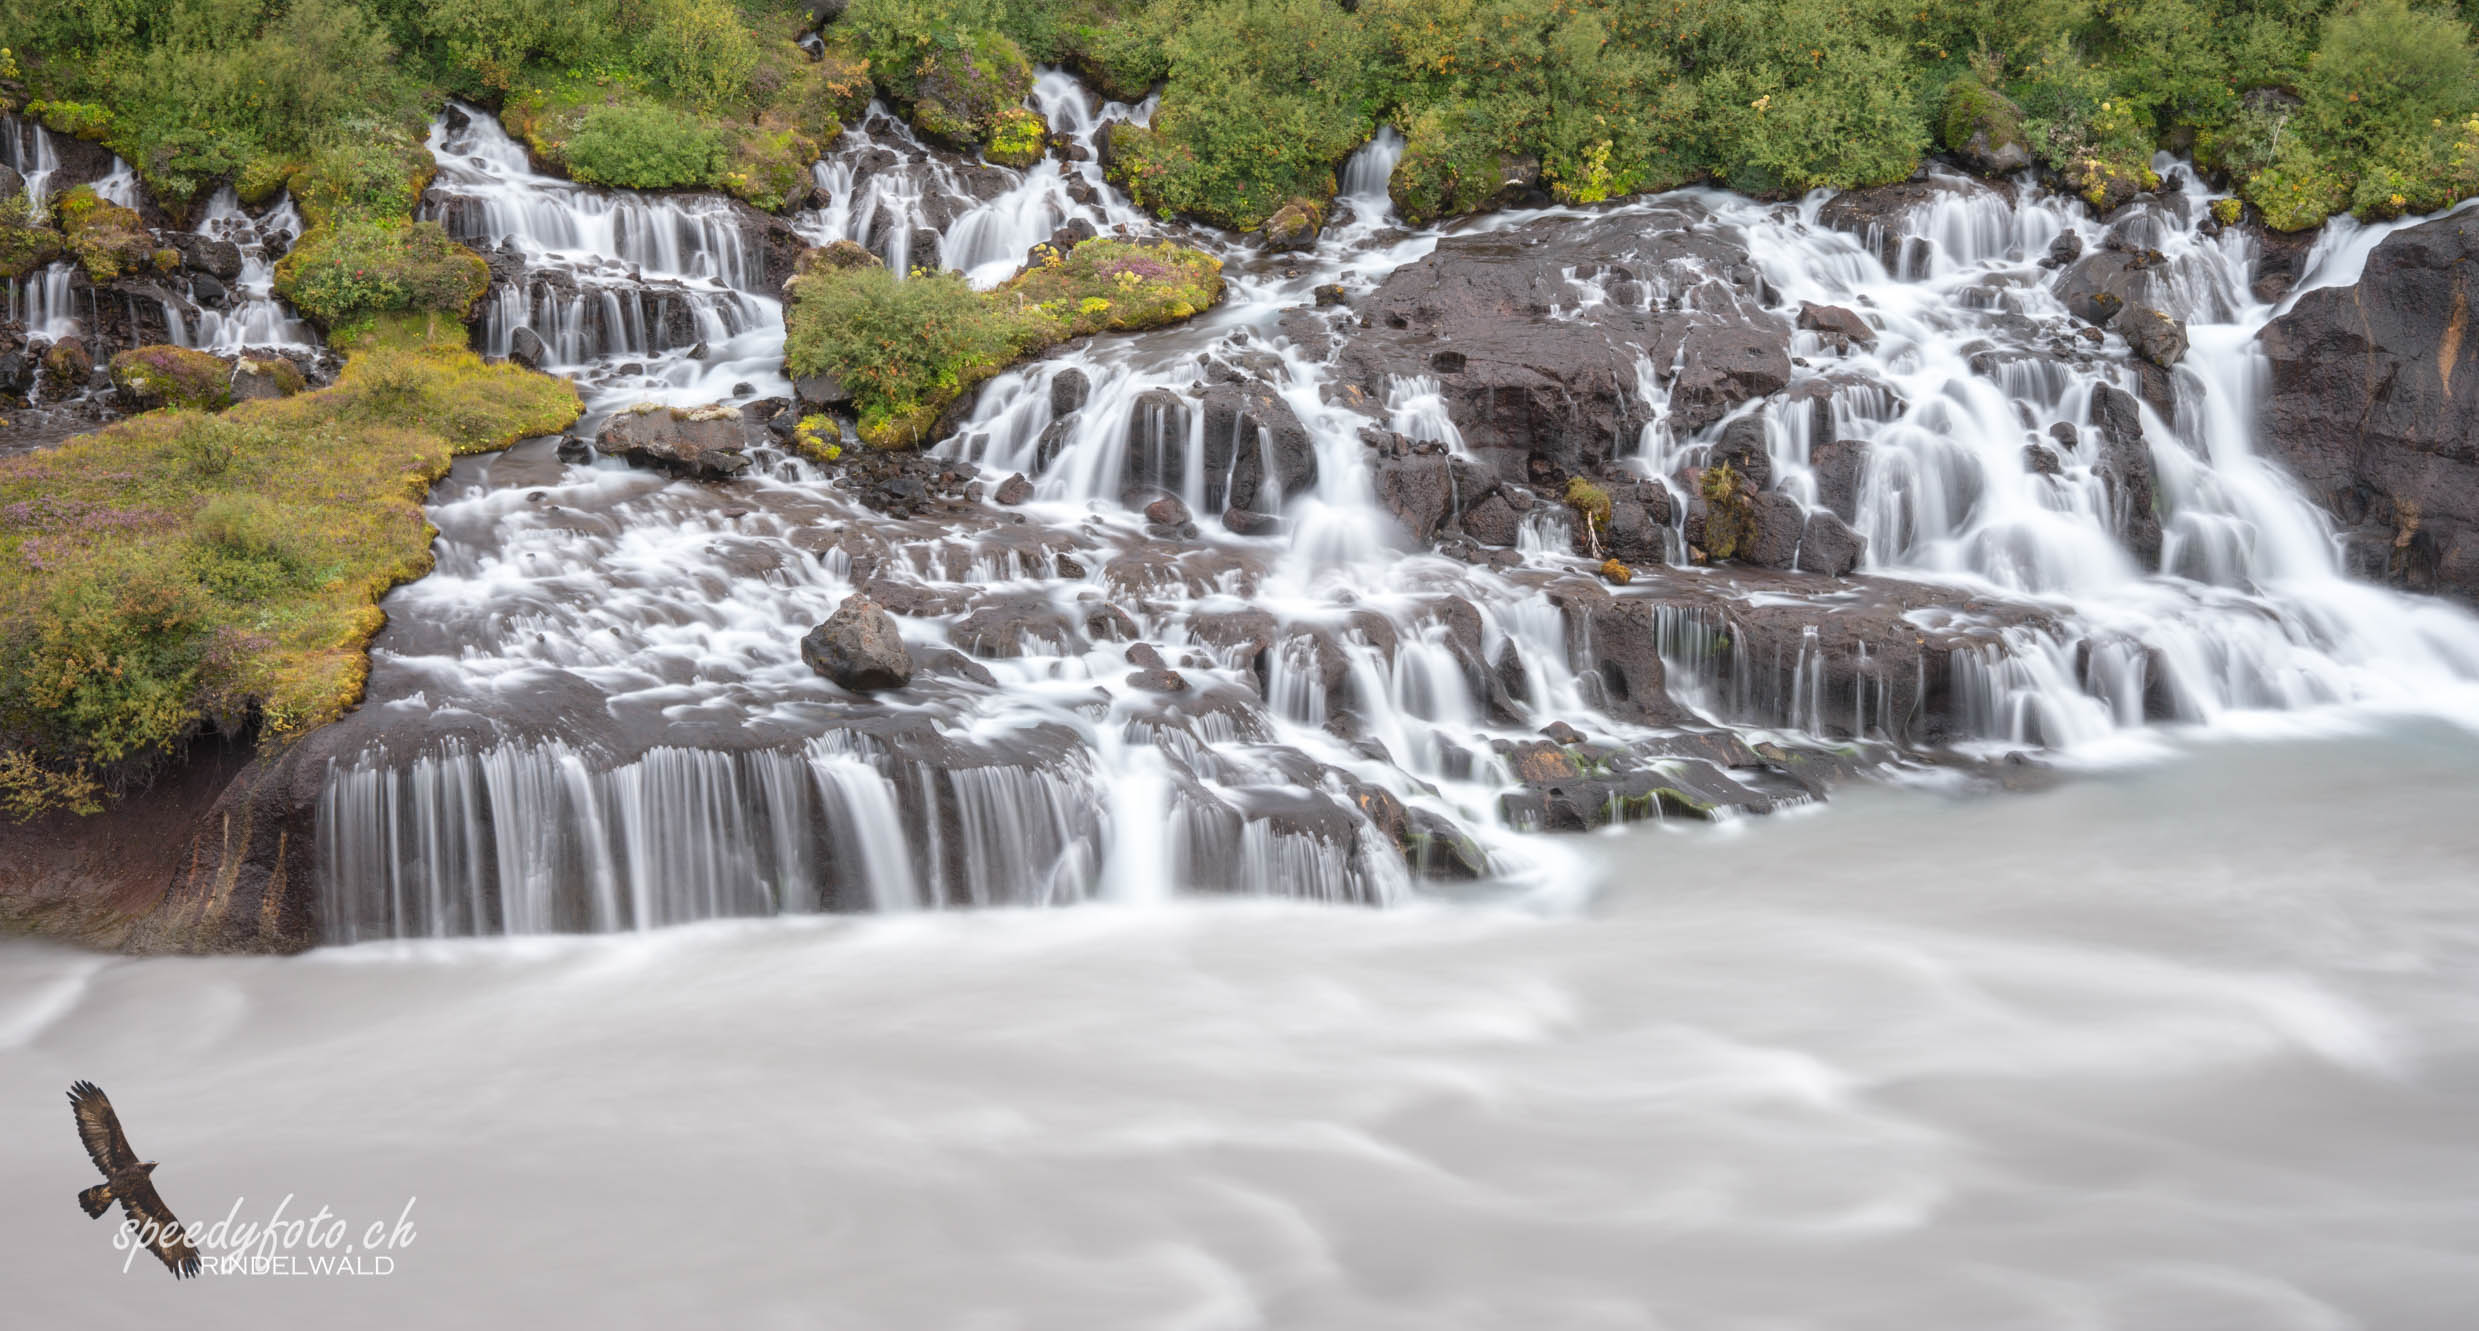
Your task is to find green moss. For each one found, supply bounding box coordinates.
[0,317,579,817]
[51,186,152,283]
[1699,463,1754,562]
[1005,237,1225,335]
[784,235,1224,449]
[1564,476,1612,534]
[273,219,491,329]
[1941,78,2025,156]
[0,192,63,280]
[985,106,1050,168]
[109,346,234,413]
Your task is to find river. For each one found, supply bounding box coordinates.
[5,726,2474,1325]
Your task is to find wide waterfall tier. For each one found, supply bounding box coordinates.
[308,83,2479,943]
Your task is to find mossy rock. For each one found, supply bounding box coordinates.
[1259,196,1323,251]
[0,212,63,280]
[2059,155,2158,215]
[1698,463,1754,562]
[274,219,491,330]
[784,235,1223,450]
[1940,80,2030,176]
[904,30,1033,152]
[109,345,234,413]
[985,106,1049,169]
[51,186,152,283]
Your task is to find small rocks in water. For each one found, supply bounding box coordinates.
[2120,304,2188,368]
[1127,643,1168,670]
[1599,557,1633,585]
[1312,283,1348,307]
[2023,443,2063,476]
[722,507,749,520]
[1143,495,1192,527]
[1222,506,1287,536]
[994,473,1033,505]
[731,381,755,398]
[688,341,711,361]
[1082,602,1139,641]
[2049,421,2078,449]
[800,594,912,692]
[1126,668,1189,693]
[555,436,595,463]
[1539,721,1588,746]
[189,273,227,306]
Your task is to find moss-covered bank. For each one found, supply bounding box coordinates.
[784,235,1223,448]
[0,316,579,821]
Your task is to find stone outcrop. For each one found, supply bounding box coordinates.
[2261,213,2479,599]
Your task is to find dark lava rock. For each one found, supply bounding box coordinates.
[2089,383,2162,569]
[1796,302,1876,346]
[1711,415,1774,491]
[1121,381,1316,512]
[1049,367,1089,417]
[994,473,1033,505]
[2261,212,2479,599]
[1222,506,1287,536]
[2119,304,2187,368]
[508,326,549,370]
[1143,494,1192,527]
[1811,438,1870,522]
[594,404,755,479]
[2046,231,2083,267]
[1127,668,1190,693]
[2054,246,2169,327]
[801,594,913,691]
[1334,205,1785,481]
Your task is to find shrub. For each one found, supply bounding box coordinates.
[562,100,728,188]
[51,186,153,282]
[0,192,64,279]
[272,218,492,326]
[786,259,1043,447]
[0,317,580,816]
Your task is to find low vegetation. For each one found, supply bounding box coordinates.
[784,236,1222,448]
[0,317,579,819]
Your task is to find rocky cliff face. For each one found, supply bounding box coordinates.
[2261,213,2479,601]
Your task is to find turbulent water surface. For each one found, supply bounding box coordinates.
[3,730,2475,1324]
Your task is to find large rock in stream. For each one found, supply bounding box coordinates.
[2261,212,2479,600]
[1332,205,1789,483]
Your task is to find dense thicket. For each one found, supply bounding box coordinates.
[6,0,2479,231]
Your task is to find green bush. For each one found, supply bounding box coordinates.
[786,259,1045,447]
[272,218,491,326]
[0,318,580,816]
[562,101,728,188]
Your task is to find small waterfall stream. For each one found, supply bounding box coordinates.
[197,75,2479,942]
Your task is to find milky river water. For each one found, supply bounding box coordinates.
[2,727,2475,1326]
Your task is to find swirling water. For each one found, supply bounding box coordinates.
[4,729,2476,1323]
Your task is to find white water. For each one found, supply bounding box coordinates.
[0,70,2421,937]
[8,732,2479,1323]
[173,189,318,356]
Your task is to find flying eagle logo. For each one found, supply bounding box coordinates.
[68,1081,202,1279]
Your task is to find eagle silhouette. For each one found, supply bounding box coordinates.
[68,1081,201,1279]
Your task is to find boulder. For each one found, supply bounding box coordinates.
[1940,82,2032,176]
[1260,198,1322,252]
[1669,321,1794,434]
[1709,415,1774,491]
[507,326,550,370]
[229,356,307,401]
[2261,213,2479,599]
[108,345,232,412]
[2088,383,2162,569]
[801,595,913,691]
[593,403,755,479]
[1796,302,1875,346]
[1810,437,1870,522]
[994,473,1033,505]
[172,234,244,282]
[2119,304,2186,368]
[1049,367,1089,417]
[2053,247,2165,327]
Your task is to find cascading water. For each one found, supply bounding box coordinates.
[423,105,786,406]
[172,188,319,355]
[307,74,2479,942]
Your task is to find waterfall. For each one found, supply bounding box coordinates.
[293,77,2479,943]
